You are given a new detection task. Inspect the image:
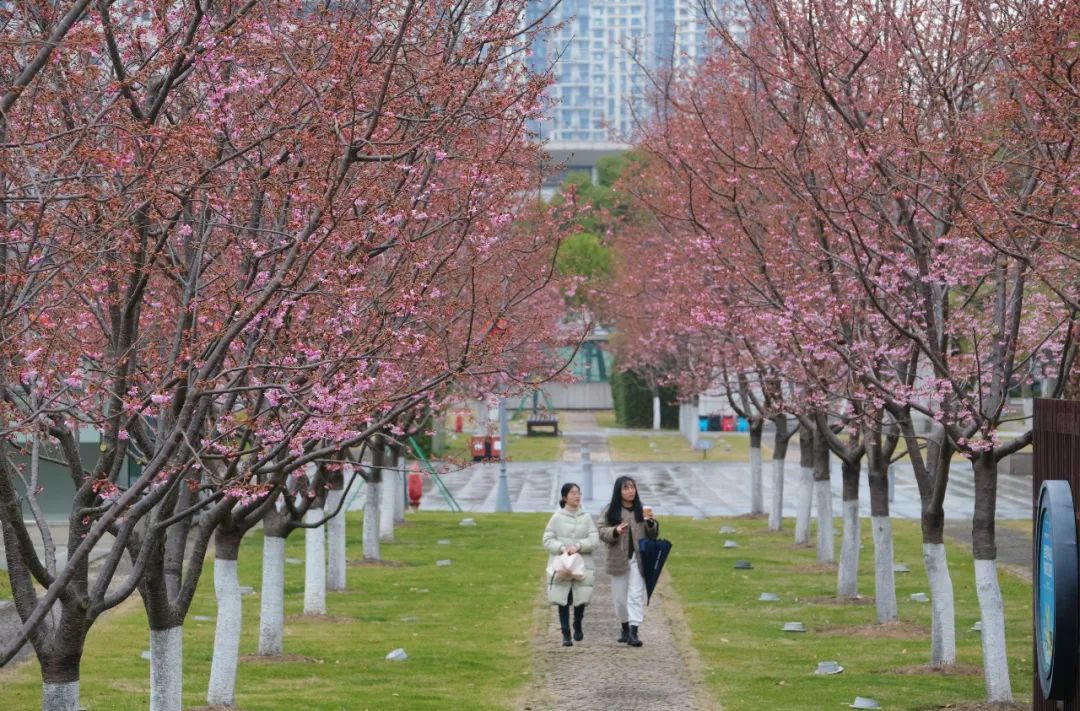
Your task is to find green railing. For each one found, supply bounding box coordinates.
[408,436,463,513]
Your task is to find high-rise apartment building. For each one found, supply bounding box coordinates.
[525,0,710,147]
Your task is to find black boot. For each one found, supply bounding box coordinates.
[572,605,585,641]
[627,625,643,647]
[558,605,572,647]
[617,622,630,644]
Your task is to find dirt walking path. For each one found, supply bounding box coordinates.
[522,544,719,711]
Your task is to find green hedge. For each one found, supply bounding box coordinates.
[610,369,678,428]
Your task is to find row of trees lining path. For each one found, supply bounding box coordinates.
[0,2,583,710]
[591,0,1078,704]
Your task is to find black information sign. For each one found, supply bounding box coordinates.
[1035,480,1079,700]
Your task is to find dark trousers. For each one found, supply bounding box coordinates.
[557,590,585,631]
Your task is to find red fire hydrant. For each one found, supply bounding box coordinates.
[407,463,424,510]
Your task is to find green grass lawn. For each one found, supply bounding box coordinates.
[437,430,563,463]
[608,433,773,463]
[662,516,1033,711]
[0,572,10,601]
[0,512,550,710]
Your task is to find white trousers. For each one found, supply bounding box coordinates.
[610,555,646,626]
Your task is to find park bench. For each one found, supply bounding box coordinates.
[526,413,560,437]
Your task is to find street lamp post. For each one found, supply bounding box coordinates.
[495,398,512,512]
[581,443,593,501]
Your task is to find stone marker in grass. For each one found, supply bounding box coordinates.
[813,660,843,675]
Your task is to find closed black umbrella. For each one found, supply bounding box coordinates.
[638,537,673,604]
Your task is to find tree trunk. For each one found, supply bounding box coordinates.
[363,478,381,561]
[303,507,327,615]
[258,535,287,656]
[652,395,661,430]
[42,681,80,711]
[795,426,814,545]
[749,420,764,514]
[326,487,347,592]
[207,529,243,707]
[924,541,956,666]
[379,450,395,542]
[813,429,834,563]
[836,460,860,597]
[149,626,183,711]
[768,418,790,531]
[35,602,87,710]
[920,421,956,666]
[392,451,406,525]
[972,452,1012,702]
[868,453,897,623]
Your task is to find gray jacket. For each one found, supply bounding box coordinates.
[597,504,658,577]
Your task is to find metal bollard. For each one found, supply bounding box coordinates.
[581,444,594,501]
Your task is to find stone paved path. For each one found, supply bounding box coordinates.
[523,544,717,711]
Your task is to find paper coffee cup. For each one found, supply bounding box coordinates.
[643,506,653,518]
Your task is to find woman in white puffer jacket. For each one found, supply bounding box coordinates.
[542,482,600,647]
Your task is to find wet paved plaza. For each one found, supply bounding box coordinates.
[418,457,1034,520]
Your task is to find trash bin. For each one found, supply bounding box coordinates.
[721,415,735,432]
[470,436,488,461]
[698,416,709,432]
[708,415,721,432]
[736,417,748,432]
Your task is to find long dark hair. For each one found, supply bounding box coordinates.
[559,482,580,509]
[605,475,643,525]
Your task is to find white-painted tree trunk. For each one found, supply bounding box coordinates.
[836,500,859,597]
[871,516,898,623]
[258,535,286,655]
[794,466,813,545]
[749,447,763,514]
[363,479,381,560]
[393,467,405,524]
[768,458,785,531]
[923,542,956,665]
[304,507,327,615]
[326,488,347,591]
[42,682,80,711]
[149,626,183,711]
[814,479,834,563]
[207,559,242,707]
[379,469,396,542]
[652,395,661,430]
[975,559,1012,702]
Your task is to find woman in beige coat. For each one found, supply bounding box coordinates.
[542,482,600,646]
[597,475,657,647]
